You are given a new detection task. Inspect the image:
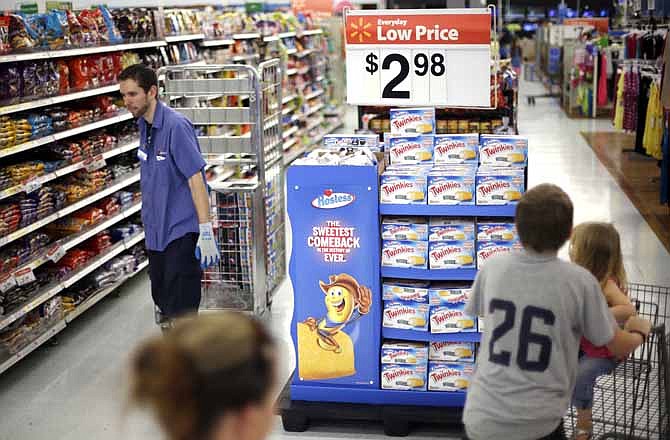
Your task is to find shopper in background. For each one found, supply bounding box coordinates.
[462,184,652,440]
[129,312,277,440]
[118,64,220,330]
[569,222,637,440]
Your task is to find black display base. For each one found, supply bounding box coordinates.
[278,377,466,437]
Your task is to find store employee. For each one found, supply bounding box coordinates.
[119,64,220,327]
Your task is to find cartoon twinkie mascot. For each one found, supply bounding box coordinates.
[297,274,372,380]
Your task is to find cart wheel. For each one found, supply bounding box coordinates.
[383,417,410,437]
[281,412,309,432]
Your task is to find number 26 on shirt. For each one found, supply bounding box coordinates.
[488,299,556,372]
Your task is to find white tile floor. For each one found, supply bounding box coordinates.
[0,78,669,440]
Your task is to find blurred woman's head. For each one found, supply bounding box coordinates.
[129,312,276,440]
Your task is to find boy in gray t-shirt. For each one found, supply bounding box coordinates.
[463,184,651,440]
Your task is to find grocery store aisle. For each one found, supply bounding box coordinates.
[1,77,669,440]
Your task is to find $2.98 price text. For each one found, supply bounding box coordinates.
[365,52,446,99]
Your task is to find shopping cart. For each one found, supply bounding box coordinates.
[565,283,670,440]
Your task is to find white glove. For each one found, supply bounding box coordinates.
[195,222,220,269]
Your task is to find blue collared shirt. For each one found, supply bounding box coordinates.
[137,101,206,251]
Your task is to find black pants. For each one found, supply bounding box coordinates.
[147,233,202,319]
[463,421,566,440]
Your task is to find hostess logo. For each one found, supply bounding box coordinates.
[311,189,355,209]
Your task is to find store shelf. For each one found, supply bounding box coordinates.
[232,54,258,62]
[382,327,481,343]
[1,201,141,281]
[0,255,148,374]
[0,139,139,202]
[65,259,148,324]
[305,117,324,132]
[165,33,205,43]
[286,48,297,55]
[282,94,298,104]
[263,36,280,42]
[0,84,120,117]
[305,103,324,117]
[0,171,140,248]
[0,113,133,160]
[283,138,299,152]
[305,89,325,101]
[299,29,324,37]
[0,320,67,375]
[200,39,235,47]
[379,204,518,217]
[295,49,315,58]
[291,384,466,407]
[286,68,298,76]
[279,32,297,39]
[381,267,478,281]
[233,33,261,40]
[282,126,299,140]
[0,40,167,64]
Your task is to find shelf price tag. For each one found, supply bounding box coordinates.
[14,267,36,286]
[46,244,66,263]
[344,8,492,107]
[24,177,42,194]
[84,155,106,172]
[0,273,17,293]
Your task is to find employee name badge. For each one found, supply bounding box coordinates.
[427,169,475,205]
[388,134,434,164]
[382,217,428,241]
[477,241,523,268]
[479,135,528,167]
[475,168,525,205]
[381,364,427,390]
[380,172,427,204]
[429,341,476,362]
[344,9,492,107]
[429,288,477,333]
[381,341,428,365]
[382,240,428,268]
[428,362,474,391]
[383,300,429,331]
[428,240,475,269]
[137,149,148,161]
[156,149,168,161]
[433,134,479,164]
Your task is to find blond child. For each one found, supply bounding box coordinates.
[570,222,637,440]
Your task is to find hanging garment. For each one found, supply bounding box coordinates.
[643,82,664,159]
[661,35,670,109]
[661,114,669,205]
[635,75,653,153]
[623,70,640,132]
[614,71,625,130]
[598,52,609,107]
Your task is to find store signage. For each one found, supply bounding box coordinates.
[288,166,380,391]
[14,267,36,286]
[0,273,16,293]
[47,244,66,263]
[344,8,492,107]
[563,18,609,34]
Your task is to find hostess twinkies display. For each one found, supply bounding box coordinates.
[475,166,525,205]
[382,217,428,241]
[390,107,435,135]
[388,135,434,164]
[382,240,428,269]
[476,219,518,242]
[477,240,523,269]
[427,165,476,205]
[428,362,474,392]
[429,218,475,242]
[381,341,428,365]
[380,168,427,205]
[288,163,380,390]
[479,134,528,167]
[429,285,477,333]
[322,134,381,152]
[382,280,429,331]
[428,240,475,269]
[429,341,476,363]
[381,364,427,391]
[433,134,479,164]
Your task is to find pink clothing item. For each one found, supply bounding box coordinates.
[598,52,608,107]
[580,277,626,359]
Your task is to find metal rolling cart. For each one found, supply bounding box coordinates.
[157,60,285,316]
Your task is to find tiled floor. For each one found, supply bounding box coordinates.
[0,78,669,440]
